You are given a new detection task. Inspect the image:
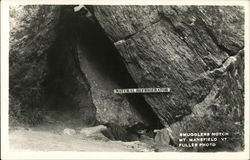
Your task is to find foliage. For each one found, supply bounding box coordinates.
[9,87,45,126]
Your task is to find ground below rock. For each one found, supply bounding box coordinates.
[9,127,153,152]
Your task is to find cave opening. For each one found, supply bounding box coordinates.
[43,6,163,133]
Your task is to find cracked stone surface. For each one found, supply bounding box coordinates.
[93,6,161,42]
[93,6,244,147]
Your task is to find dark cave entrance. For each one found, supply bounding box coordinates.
[43,6,163,131]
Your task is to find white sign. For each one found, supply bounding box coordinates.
[114,88,171,94]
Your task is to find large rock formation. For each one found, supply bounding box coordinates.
[93,6,244,149]
[9,5,61,124]
[45,6,150,127]
[9,6,146,128]
[71,6,145,126]
[9,5,245,150]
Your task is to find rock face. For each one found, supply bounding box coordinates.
[9,6,146,128]
[9,6,61,124]
[44,6,145,127]
[72,9,145,126]
[93,6,244,149]
[76,35,143,126]
[43,6,97,126]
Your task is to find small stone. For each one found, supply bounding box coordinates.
[63,128,76,135]
[80,125,107,136]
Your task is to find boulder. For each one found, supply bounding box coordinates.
[154,128,171,146]
[93,6,244,150]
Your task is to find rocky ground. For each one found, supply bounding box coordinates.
[9,122,158,152]
[9,127,150,152]
[9,110,178,152]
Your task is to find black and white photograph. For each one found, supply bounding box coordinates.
[1,0,250,159]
